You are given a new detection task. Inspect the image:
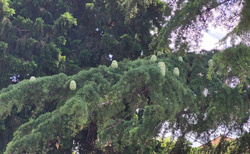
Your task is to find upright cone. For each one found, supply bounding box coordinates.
[111,60,118,68]
[150,55,157,62]
[158,62,166,76]
[30,76,36,81]
[70,80,77,91]
[173,67,180,76]
[208,59,213,68]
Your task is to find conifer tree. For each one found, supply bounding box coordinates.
[0,0,249,153]
[0,0,167,89]
[0,53,249,153]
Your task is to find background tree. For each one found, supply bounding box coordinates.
[0,0,167,89]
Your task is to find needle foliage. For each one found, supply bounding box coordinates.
[0,53,249,153]
[0,0,249,153]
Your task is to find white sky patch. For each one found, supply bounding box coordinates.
[200,25,229,51]
[201,32,220,51]
[108,53,113,61]
[207,28,228,39]
[169,26,231,52]
[203,88,209,97]
[199,3,242,51]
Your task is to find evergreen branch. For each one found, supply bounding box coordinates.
[18,28,30,32]
[105,111,134,130]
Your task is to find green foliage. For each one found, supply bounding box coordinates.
[0,0,249,153]
[189,133,250,154]
[54,12,77,36]
[0,53,249,153]
[171,136,192,154]
[0,41,8,51]
[229,132,250,154]
[4,96,88,154]
[0,0,167,89]
[101,33,118,51]
[144,137,176,153]
[0,0,15,23]
[119,34,141,59]
[86,3,94,9]
[208,45,250,91]
[37,43,63,75]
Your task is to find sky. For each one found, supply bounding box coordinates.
[200,27,228,51]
